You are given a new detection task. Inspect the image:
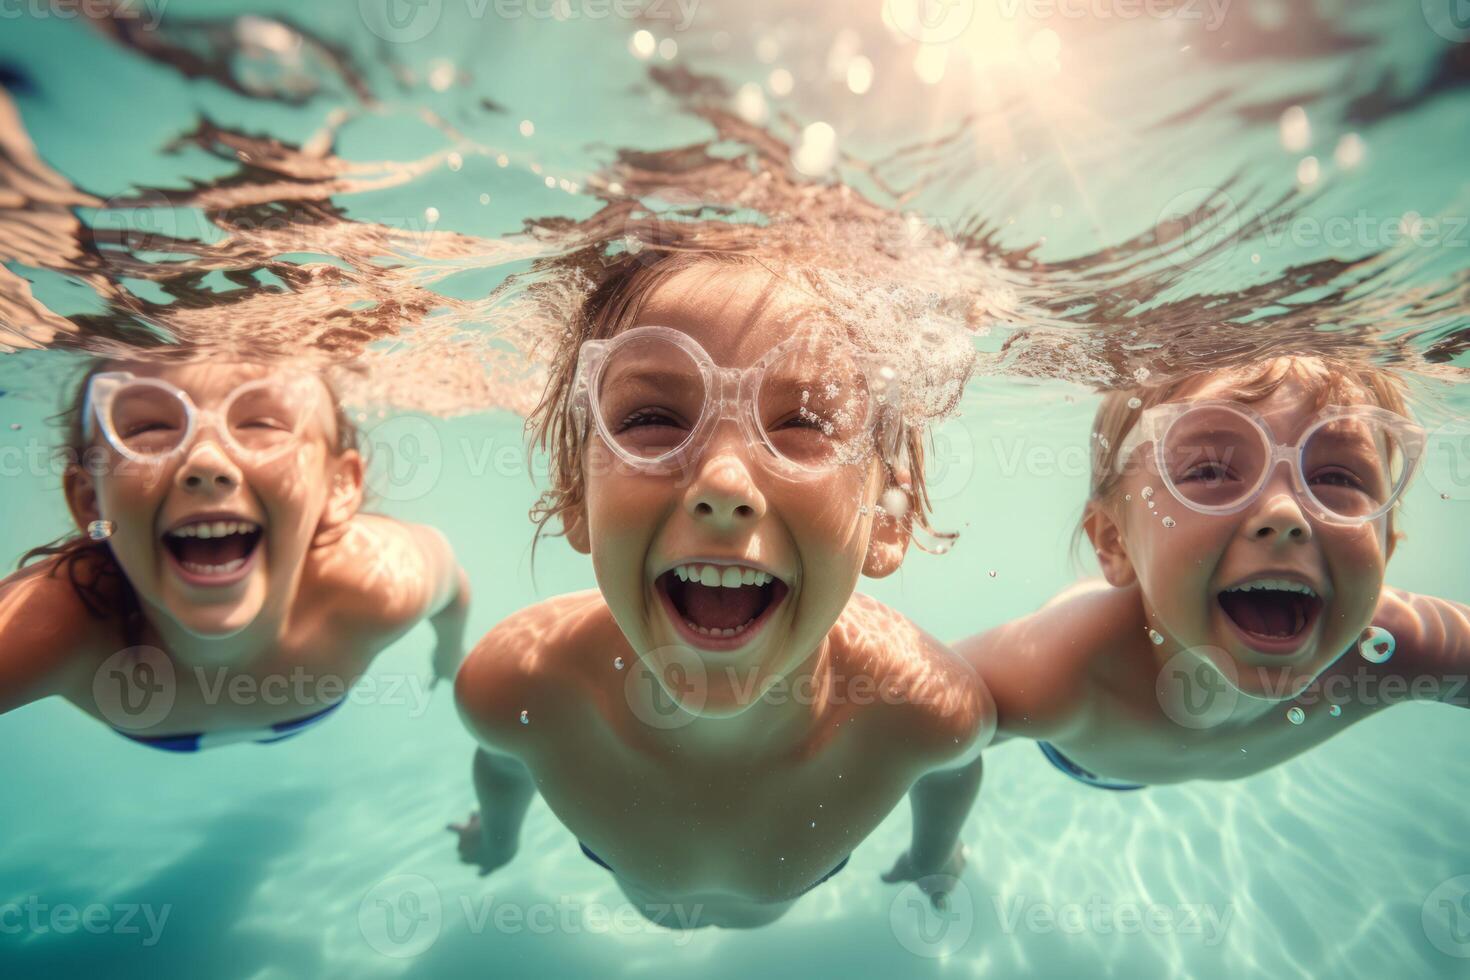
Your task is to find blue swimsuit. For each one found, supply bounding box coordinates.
[1038,741,1146,791]
[111,699,345,753]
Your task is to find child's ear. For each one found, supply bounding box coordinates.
[1083,499,1136,587]
[321,449,364,530]
[64,463,100,532]
[863,473,912,579]
[563,502,590,554]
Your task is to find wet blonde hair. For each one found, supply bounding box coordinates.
[1076,357,1412,554]
[524,249,947,553]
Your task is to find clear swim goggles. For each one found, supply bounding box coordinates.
[1113,399,1426,525]
[570,325,903,478]
[84,370,325,465]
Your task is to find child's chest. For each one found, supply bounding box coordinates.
[529,734,908,901]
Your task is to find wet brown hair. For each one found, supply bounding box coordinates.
[523,249,948,555]
[1074,356,1412,558]
[16,359,361,642]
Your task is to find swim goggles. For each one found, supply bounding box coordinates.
[1113,399,1425,525]
[84,370,325,465]
[569,325,902,478]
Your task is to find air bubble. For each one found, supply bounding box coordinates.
[1329,704,1341,717]
[614,657,625,670]
[519,710,529,725]
[1148,628,1164,645]
[1442,493,1451,501]
[1357,626,1395,664]
[1124,493,1132,501]
[1127,397,1142,410]
[1141,486,1154,498]
[1147,500,1156,509]
[8,423,18,431]
[987,570,997,578]
[1162,516,1176,528]
[1287,706,1304,725]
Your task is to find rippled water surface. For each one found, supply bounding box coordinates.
[1,1,1468,977]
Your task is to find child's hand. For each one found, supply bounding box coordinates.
[446,811,517,876]
[880,844,967,910]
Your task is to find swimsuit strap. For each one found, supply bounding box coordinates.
[1038,741,1146,791]
[112,699,346,753]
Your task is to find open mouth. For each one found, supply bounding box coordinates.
[1217,578,1323,654]
[654,562,790,651]
[162,519,263,586]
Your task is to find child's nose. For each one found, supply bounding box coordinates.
[685,437,766,530]
[175,439,242,495]
[1243,473,1312,544]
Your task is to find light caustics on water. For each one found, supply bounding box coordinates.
[0,1,1466,427]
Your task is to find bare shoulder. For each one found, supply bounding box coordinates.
[832,593,995,763]
[952,579,1140,738]
[0,558,116,712]
[305,515,439,633]
[1372,587,1470,681]
[454,590,611,755]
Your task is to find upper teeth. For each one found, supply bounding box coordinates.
[1224,578,1317,597]
[168,520,260,539]
[671,563,773,587]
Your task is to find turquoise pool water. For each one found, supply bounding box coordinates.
[2,1,1469,977]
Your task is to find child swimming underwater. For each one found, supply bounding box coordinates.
[0,359,470,752]
[958,356,1468,791]
[450,252,994,929]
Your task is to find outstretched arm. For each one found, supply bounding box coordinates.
[448,748,539,876]
[0,563,97,716]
